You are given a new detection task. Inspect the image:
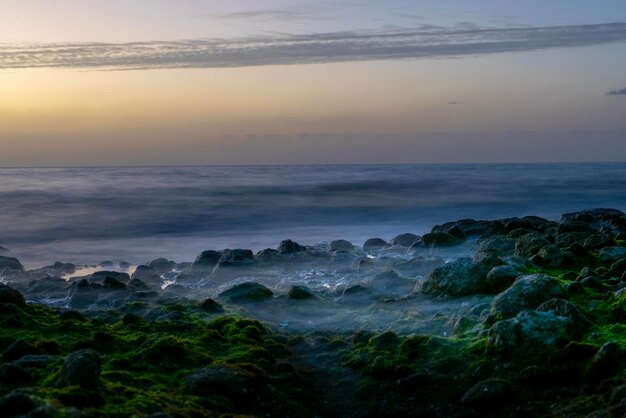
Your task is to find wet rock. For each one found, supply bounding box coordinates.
[584,234,616,251]
[0,390,40,417]
[255,248,280,262]
[87,271,129,283]
[478,236,516,256]
[363,238,388,252]
[555,232,592,248]
[484,265,521,294]
[0,256,24,272]
[61,349,101,389]
[534,244,562,267]
[608,258,626,278]
[585,342,623,383]
[148,258,176,274]
[390,233,420,247]
[199,298,224,313]
[118,261,130,269]
[13,355,55,369]
[492,274,565,319]
[218,282,273,303]
[419,232,462,247]
[192,250,223,268]
[287,285,315,300]
[103,276,127,290]
[185,365,259,397]
[44,261,76,274]
[329,240,355,252]
[217,249,255,267]
[600,247,626,264]
[514,232,551,258]
[0,363,34,388]
[567,281,584,295]
[422,254,504,296]
[581,276,603,289]
[98,261,114,267]
[368,271,415,296]
[0,283,26,306]
[488,310,572,352]
[131,265,161,283]
[278,239,306,254]
[0,245,8,253]
[537,298,591,337]
[128,278,151,290]
[2,340,43,362]
[461,378,511,409]
[433,219,504,238]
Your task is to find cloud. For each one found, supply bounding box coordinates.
[215,6,334,22]
[1,22,626,71]
[607,88,626,95]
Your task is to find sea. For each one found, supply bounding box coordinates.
[1,163,626,269]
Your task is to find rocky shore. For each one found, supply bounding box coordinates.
[1,208,626,417]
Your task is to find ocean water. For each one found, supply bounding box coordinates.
[1,163,626,269]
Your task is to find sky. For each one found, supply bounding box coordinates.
[1,0,626,166]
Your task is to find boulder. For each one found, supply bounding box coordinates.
[0,284,26,306]
[192,250,223,268]
[492,274,565,319]
[585,342,623,383]
[0,256,24,272]
[218,282,273,303]
[199,298,224,313]
[461,378,511,409]
[217,249,255,267]
[147,258,176,274]
[185,365,259,397]
[419,232,462,247]
[329,240,354,252]
[422,254,504,296]
[255,248,280,262]
[0,390,40,417]
[536,298,591,337]
[61,349,101,389]
[488,310,573,352]
[278,240,306,254]
[390,233,420,247]
[599,247,626,264]
[584,234,616,251]
[87,271,129,283]
[0,363,34,388]
[368,271,416,296]
[478,236,516,256]
[514,233,551,258]
[2,340,43,363]
[363,238,388,252]
[131,265,161,283]
[287,285,315,300]
[484,265,521,294]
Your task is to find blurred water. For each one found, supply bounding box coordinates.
[1,163,625,268]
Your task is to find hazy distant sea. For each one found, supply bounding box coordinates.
[1,163,625,268]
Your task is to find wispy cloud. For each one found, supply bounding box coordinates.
[215,6,335,22]
[607,88,626,95]
[1,22,626,71]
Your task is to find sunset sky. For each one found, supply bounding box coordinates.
[1,0,626,166]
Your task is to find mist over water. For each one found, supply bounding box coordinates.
[1,163,626,268]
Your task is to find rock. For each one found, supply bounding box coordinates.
[514,233,551,258]
[584,234,616,251]
[287,285,315,300]
[199,298,224,313]
[609,385,626,405]
[555,232,591,248]
[608,258,626,277]
[87,271,129,283]
[585,342,623,383]
[59,310,85,322]
[192,250,223,268]
[98,261,113,267]
[461,378,511,409]
[217,249,255,267]
[329,240,354,252]
[488,310,573,352]
[61,349,101,389]
[390,233,420,247]
[0,245,8,253]
[369,271,415,296]
[43,261,76,274]
[478,236,516,256]
[419,232,462,247]
[492,274,566,319]
[118,261,131,269]
[218,282,273,303]
[13,355,55,369]
[536,298,591,337]
[128,278,150,290]
[0,284,26,306]
[255,248,280,262]
[484,265,521,294]
[132,265,161,283]
[363,238,388,252]
[103,276,126,289]
[534,244,562,267]
[599,247,626,264]
[278,239,306,254]
[2,340,43,362]
[422,255,504,296]
[581,276,603,289]
[0,363,34,388]
[0,256,24,272]
[0,390,39,417]
[147,258,176,273]
[185,365,259,397]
